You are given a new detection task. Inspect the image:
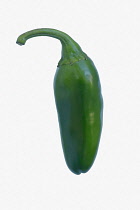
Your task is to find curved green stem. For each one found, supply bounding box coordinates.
[16,28,87,66]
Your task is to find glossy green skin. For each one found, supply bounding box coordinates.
[54,57,103,175]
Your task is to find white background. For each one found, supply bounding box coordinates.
[0,0,140,209]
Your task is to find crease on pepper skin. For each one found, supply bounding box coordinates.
[16,28,103,175]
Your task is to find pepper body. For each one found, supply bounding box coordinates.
[16,28,103,175]
[54,58,103,174]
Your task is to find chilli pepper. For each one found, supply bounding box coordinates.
[16,28,103,175]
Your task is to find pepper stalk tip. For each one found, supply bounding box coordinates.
[16,36,26,46]
[16,41,24,46]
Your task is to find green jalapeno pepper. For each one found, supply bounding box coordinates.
[16,28,103,175]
